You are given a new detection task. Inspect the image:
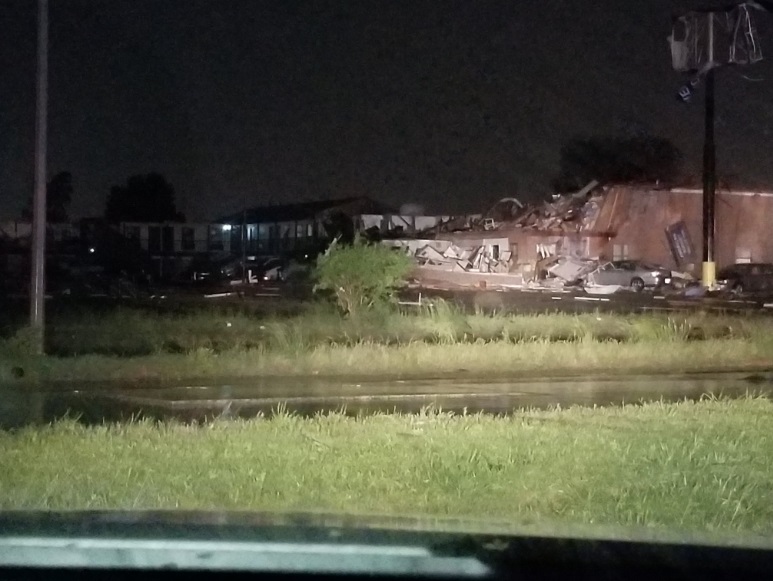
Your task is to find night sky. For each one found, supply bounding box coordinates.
[1,0,772,222]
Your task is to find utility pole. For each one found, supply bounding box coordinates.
[702,11,716,288]
[241,209,247,283]
[670,2,767,288]
[702,67,716,288]
[30,0,48,353]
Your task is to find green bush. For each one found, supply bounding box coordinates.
[313,237,413,316]
[0,326,41,357]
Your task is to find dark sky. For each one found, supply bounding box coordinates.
[2,0,772,221]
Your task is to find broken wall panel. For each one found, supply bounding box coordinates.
[714,191,773,267]
[665,220,695,266]
[598,186,773,275]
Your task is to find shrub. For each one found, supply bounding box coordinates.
[0,326,41,357]
[313,237,413,316]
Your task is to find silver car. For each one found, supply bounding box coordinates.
[587,260,672,292]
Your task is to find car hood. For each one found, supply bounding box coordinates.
[1,510,772,558]
[3,511,773,578]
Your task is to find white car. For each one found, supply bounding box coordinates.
[587,260,672,292]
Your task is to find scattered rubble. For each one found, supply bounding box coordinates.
[508,181,604,232]
[545,256,598,282]
[415,243,513,274]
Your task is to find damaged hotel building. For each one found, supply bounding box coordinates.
[398,183,773,288]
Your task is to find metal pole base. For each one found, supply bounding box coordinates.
[702,261,716,288]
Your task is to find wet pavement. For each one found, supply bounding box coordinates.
[1,372,772,429]
[406,287,773,315]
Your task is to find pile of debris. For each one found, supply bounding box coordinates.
[525,255,601,290]
[415,214,482,236]
[416,243,512,274]
[508,181,604,232]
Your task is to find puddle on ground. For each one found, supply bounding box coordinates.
[1,373,772,429]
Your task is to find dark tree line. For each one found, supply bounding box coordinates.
[24,138,681,226]
[552,134,683,192]
[22,171,73,223]
[21,171,185,224]
[105,173,184,223]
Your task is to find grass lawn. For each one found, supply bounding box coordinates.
[2,303,773,382]
[2,397,773,536]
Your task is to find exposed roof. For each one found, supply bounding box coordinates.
[216,196,396,224]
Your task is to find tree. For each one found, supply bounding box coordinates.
[105,173,185,223]
[552,134,683,192]
[22,171,73,223]
[313,237,413,316]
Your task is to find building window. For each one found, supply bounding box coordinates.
[536,243,557,258]
[256,224,268,252]
[296,222,306,239]
[280,222,293,249]
[510,243,518,263]
[268,224,277,253]
[208,226,224,251]
[735,248,752,264]
[245,225,257,253]
[181,227,195,251]
[162,226,174,254]
[125,226,141,248]
[613,243,629,261]
[148,226,161,254]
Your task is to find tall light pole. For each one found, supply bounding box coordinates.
[702,66,716,288]
[702,12,716,289]
[30,0,48,353]
[671,3,766,287]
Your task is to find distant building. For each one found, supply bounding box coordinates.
[0,221,80,246]
[215,197,398,256]
[114,222,212,279]
[117,222,211,255]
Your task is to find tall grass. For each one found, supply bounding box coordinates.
[2,301,773,382]
[21,301,773,357]
[5,335,772,384]
[2,397,773,535]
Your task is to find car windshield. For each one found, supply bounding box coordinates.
[3,0,773,569]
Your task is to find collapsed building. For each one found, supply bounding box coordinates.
[398,182,773,289]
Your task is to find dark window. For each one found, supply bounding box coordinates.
[230,227,242,255]
[148,226,161,254]
[162,226,174,253]
[181,227,195,251]
[208,228,223,251]
[125,226,141,248]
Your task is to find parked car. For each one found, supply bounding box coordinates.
[188,255,239,282]
[716,263,773,296]
[252,257,284,282]
[587,260,672,292]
